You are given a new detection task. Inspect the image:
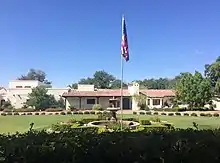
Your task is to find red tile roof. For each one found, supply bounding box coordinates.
[62,89,175,97]
[140,89,175,97]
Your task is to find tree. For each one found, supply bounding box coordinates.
[133,94,148,110]
[175,71,212,108]
[18,69,52,86]
[110,79,127,89]
[26,86,58,110]
[205,57,220,96]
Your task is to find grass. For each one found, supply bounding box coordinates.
[0,114,220,133]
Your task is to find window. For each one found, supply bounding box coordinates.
[147,99,150,105]
[87,99,95,104]
[16,86,22,88]
[153,99,160,105]
[24,86,31,88]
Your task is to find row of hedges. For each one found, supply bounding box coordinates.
[134,111,220,117]
[2,128,220,162]
[152,107,212,112]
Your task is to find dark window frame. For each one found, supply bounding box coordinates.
[152,99,160,105]
[87,99,96,104]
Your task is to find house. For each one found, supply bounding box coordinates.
[62,82,175,110]
[0,80,175,111]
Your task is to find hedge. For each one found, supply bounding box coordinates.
[1,129,220,162]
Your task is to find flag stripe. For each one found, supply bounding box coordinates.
[121,16,129,61]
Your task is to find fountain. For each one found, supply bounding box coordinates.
[87,98,140,130]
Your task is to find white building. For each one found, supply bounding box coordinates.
[0,80,175,110]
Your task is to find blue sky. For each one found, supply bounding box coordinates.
[0,0,220,87]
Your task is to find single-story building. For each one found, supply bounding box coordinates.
[62,82,175,111]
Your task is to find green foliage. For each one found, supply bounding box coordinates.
[168,113,174,116]
[161,112,166,115]
[92,104,103,111]
[2,101,13,109]
[133,94,147,109]
[14,108,35,112]
[191,113,198,116]
[175,71,212,107]
[175,112,181,116]
[133,111,137,114]
[45,108,64,112]
[183,113,189,116]
[139,120,151,125]
[26,86,60,110]
[213,113,219,117]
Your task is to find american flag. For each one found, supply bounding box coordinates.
[121,16,129,61]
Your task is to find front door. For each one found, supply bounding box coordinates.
[123,97,130,110]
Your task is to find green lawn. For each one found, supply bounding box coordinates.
[0,114,220,133]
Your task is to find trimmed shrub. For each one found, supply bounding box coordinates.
[13,112,19,116]
[161,112,166,116]
[145,111,151,115]
[55,112,59,115]
[205,113,212,117]
[3,108,13,112]
[41,112,46,115]
[78,111,83,115]
[168,113,174,116]
[175,112,181,116]
[213,113,219,117]
[191,113,197,117]
[21,113,26,115]
[14,108,35,112]
[45,108,64,112]
[35,112,39,115]
[7,112,12,116]
[123,118,138,122]
[84,111,90,114]
[153,112,158,115]
[73,111,78,114]
[48,113,53,115]
[67,111,72,115]
[139,112,145,115]
[1,113,6,116]
[139,120,151,125]
[92,104,103,111]
[183,113,189,116]
[133,111,137,115]
[96,111,102,115]
[27,112,32,115]
[200,113,206,116]
[60,112,66,115]
[90,111,95,114]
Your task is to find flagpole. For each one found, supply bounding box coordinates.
[120,51,124,131]
[120,15,124,131]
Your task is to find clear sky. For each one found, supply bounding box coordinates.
[0,0,220,88]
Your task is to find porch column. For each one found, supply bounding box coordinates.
[79,97,82,109]
[96,97,99,104]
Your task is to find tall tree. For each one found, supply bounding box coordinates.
[26,86,58,110]
[205,56,220,96]
[175,71,212,108]
[18,69,52,86]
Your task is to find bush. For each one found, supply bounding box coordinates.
[191,113,198,117]
[13,112,19,115]
[161,112,166,116]
[139,112,145,115]
[1,113,6,116]
[213,113,219,117]
[205,113,212,117]
[96,111,102,115]
[98,112,111,120]
[26,112,32,115]
[177,108,187,112]
[133,111,137,115]
[41,112,45,115]
[67,111,72,115]
[14,108,35,112]
[55,112,59,115]
[90,111,95,114]
[78,111,83,115]
[200,113,206,116]
[92,104,103,111]
[60,112,66,115]
[175,112,181,116]
[48,113,53,115]
[7,112,12,116]
[139,120,151,125]
[21,113,26,115]
[168,113,174,116]
[84,111,90,114]
[145,111,151,115]
[73,111,78,114]
[123,118,138,122]
[183,113,189,116]
[35,112,39,115]
[45,108,64,112]
[153,112,158,115]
